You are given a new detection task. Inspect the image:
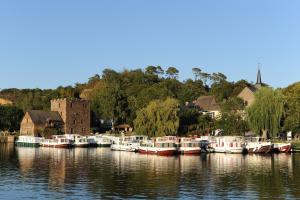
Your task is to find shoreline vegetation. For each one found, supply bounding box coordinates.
[0,66,300,141]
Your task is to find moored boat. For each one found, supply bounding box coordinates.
[138,136,177,156]
[273,143,292,153]
[88,135,112,147]
[213,136,246,154]
[15,136,43,147]
[65,134,89,147]
[245,137,272,153]
[40,135,73,148]
[111,135,148,152]
[177,137,201,154]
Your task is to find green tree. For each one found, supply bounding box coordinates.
[134,98,180,137]
[166,67,179,79]
[0,106,24,132]
[282,82,300,134]
[215,97,248,136]
[196,114,215,135]
[178,108,201,135]
[247,87,285,139]
[192,67,202,81]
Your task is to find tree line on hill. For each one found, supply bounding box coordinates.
[0,66,300,139]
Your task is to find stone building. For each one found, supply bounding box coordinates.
[238,69,263,107]
[51,98,90,135]
[20,110,63,137]
[20,98,91,137]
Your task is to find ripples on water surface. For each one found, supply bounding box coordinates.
[0,144,300,199]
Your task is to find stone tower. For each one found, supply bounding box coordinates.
[51,98,90,135]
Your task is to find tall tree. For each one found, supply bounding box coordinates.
[192,68,202,81]
[282,82,300,134]
[166,67,179,79]
[134,98,180,137]
[0,106,24,132]
[247,87,285,139]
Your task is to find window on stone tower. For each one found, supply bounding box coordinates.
[58,103,60,108]
[70,103,73,108]
[81,119,83,124]
[73,120,76,124]
[70,128,73,134]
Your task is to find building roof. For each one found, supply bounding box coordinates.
[27,110,63,125]
[194,96,220,111]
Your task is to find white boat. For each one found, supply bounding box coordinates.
[177,137,201,154]
[40,135,73,148]
[213,136,246,154]
[15,136,43,147]
[111,135,148,152]
[65,134,89,147]
[138,136,177,156]
[87,135,112,147]
[245,137,272,153]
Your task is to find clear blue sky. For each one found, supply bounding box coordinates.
[1,0,299,89]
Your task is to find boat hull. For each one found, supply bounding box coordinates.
[214,147,245,154]
[41,143,73,148]
[15,142,40,147]
[90,143,111,148]
[273,143,292,153]
[138,147,176,156]
[247,145,272,153]
[74,144,90,148]
[178,147,201,155]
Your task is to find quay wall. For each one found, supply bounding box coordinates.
[0,136,15,143]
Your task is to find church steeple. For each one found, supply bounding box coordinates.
[256,68,262,85]
[255,64,262,88]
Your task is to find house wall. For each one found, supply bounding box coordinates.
[51,99,90,135]
[203,110,221,119]
[238,87,255,107]
[20,113,36,136]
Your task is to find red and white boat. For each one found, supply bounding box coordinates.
[177,137,201,155]
[138,136,177,156]
[273,143,292,153]
[40,135,73,148]
[245,137,272,153]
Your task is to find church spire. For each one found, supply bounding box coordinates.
[256,64,262,88]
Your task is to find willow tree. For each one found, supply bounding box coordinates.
[247,87,285,139]
[134,98,180,137]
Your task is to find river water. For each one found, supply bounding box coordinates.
[0,144,299,199]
